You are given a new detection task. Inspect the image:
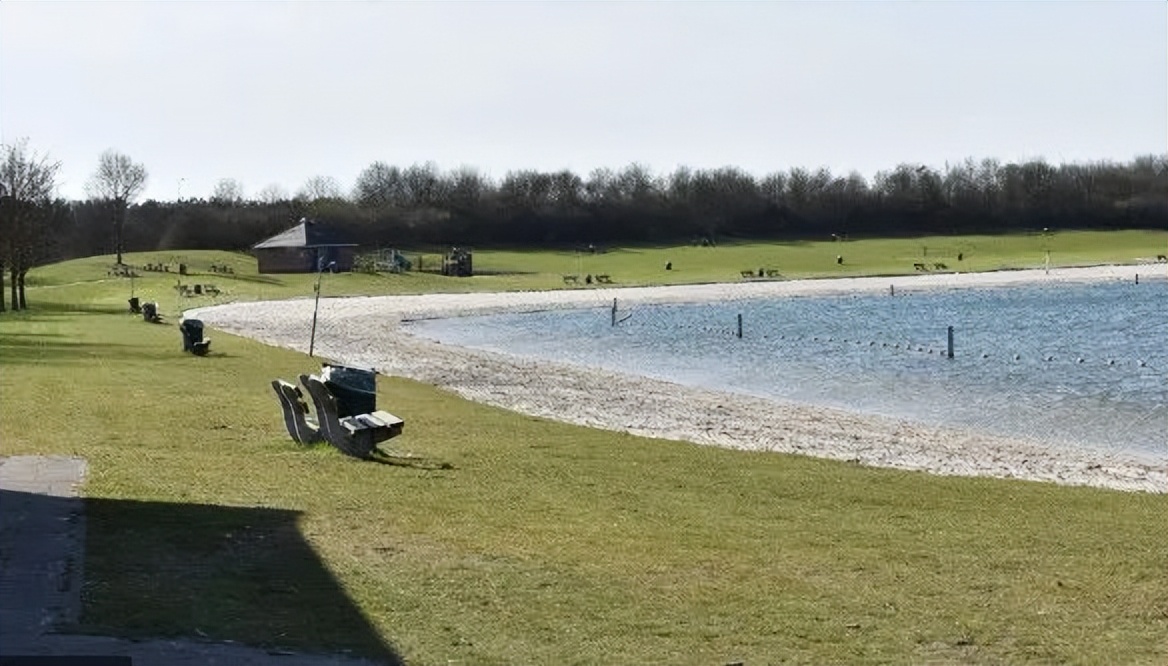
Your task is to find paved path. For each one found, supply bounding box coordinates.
[0,456,387,665]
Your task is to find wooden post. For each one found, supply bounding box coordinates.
[737,313,743,339]
[947,325,954,359]
[889,284,894,297]
[611,298,617,326]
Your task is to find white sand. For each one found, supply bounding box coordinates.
[189,264,1166,493]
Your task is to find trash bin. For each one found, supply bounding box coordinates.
[321,364,377,417]
[180,319,204,352]
[128,297,141,313]
[142,301,158,322]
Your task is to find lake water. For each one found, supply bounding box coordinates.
[405,280,1167,460]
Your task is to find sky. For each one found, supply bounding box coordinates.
[2,1,1165,203]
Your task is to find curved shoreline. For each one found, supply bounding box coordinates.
[189,265,1166,493]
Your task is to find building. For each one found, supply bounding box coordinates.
[252,219,358,274]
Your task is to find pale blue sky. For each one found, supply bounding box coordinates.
[2,1,1165,202]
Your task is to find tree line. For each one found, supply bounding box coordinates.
[97,154,1168,254]
[2,139,1167,312]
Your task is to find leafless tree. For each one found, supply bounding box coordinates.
[256,183,289,204]
[211,178,244,204]
[86,149,147,265]
[0,139,60,311]
[448,166,487,209]
[297,175,343,202]
[353,161,403,208]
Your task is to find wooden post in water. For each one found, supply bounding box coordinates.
[890,284,895,297]
[947,325,954,359]
[611,298,617,326]
[737,313,743,339]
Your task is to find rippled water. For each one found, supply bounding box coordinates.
[406,279,1168,460]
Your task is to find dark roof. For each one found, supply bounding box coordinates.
[252,219,357,249]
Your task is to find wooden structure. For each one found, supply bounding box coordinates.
[252,219,357,274]
[442,247,473,277]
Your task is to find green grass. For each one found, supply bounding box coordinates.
[28,229,1165,321]
[2,232,1166,664]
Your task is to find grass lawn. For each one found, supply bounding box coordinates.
[2,231,1166,664]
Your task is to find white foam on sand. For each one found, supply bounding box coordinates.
[189,264,1167,493]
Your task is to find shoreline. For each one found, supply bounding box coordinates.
[189,265,1166,493]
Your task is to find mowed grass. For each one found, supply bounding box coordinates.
[27,229,1167,317]
[1,232,1166,664]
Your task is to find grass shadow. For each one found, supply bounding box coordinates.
[2,302,129,318]
[214,273,284,286]
[77,494,403,664]
[0,336,198,365]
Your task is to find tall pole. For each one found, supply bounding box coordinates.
[309,257,332,357]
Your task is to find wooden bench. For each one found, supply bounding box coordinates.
[107,264,139,278]
[933,262,948,270]
[765,269,780,277]
[595,274,613,284]
[740,270,756,278]
[913,263,928,271]
[563,274,579,284]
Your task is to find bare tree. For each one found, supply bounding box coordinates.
[86,149,147,265]
[353,161,403,208]
[211,178,244,205]
[448,166,487,209]
[256,183,289,204]
[0,139,60,311]
[297,175,342,202]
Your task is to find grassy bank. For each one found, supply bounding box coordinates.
[25,229,1167,319]
[2,232,1166,664]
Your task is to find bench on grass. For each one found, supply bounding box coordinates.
[142,301,164,324]
[562,274,579,284]
[298,374,404,459]
[272,379,324,445]
[595,274,613,284]
[180,318,211,355]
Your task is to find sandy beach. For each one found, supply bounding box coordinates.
[189,264,1166,493]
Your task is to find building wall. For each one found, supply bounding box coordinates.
[256,247,355,273]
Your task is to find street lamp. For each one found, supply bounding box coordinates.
[308,257,335,357]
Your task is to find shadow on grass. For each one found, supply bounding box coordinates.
[0,335,206,365]
[75,494,403,664]
[213,272,285,286]
[0,302,128,319]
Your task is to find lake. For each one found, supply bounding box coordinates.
[405,279,1167,461]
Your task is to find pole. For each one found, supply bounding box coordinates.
[611,298,617,326]
[309,271,323,357]
[737,313,743,339]
[947,325,954,359]
[309,259,333,357]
